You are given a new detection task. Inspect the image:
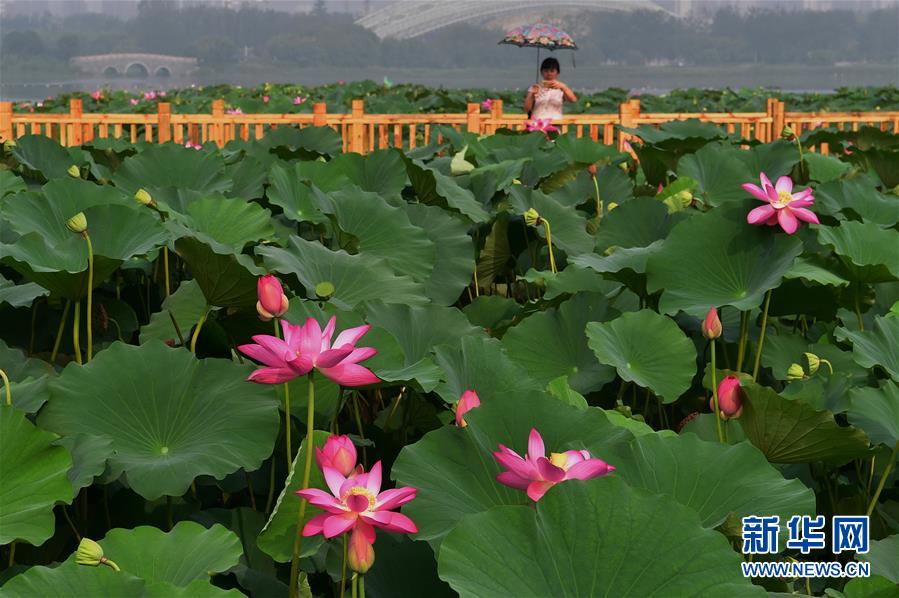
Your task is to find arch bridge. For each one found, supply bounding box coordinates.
[355,0,680,40]
[70,54,199,78]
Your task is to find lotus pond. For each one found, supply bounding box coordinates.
[0,119,898,597]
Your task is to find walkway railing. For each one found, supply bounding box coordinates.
[1,98,897,154]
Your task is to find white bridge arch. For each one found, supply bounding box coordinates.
[70,54,198,78]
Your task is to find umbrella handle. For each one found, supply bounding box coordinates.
[536,47,540,83]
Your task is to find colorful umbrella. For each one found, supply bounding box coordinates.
[498,23,578,82]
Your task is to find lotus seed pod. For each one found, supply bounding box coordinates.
[803,352,821,375]
[134,188,154,207]
[780,125,796,141]
[786,363,806,381]
[75,538,120,571]
[315,281,335,299]
[67,165,80,178]
[523,208,541,227]
[66,212,88,234]
[607,202,619,212]
[3,139,16,151]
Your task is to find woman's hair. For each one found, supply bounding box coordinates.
[540,57,561,73]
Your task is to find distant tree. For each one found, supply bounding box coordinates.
[54,34,81,60]
[1,30,46,57]
[194,36,238,66]
[313,0,326,17]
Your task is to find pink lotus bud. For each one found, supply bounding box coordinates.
[315,435,357,477]
[455,390,481,427]
[657,183,664,194]
[712,375,744,419]
[701,307,722,340]
[90,90,103,101]
[587,163,597,177]
[347,528,374,574]
[481,98,493,111]
[256,275,289,321]
[293,96,306,105]
[129,98,139,106]
[158,91,166,97]
[262,95,270,103]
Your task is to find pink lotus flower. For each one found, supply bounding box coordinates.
[293,96,306,106]
[701,307,722,340]
[525,118,559,134]
[338,80,345,85]
[238,316,379,386]
[455,390,480,427]
[296,460,417,541]
[316,435,359,477]
[36,102,43,108]
[256,274,289,321]
[143,91,156,100]
[623,139,634,153]
[481,98,494,111]
[158,91,166,97]
[226,107,243,115]
[743,173,819,234]
[129,98,139,106]
[262,95,270,103]
[712,375,744,419]
[494,428,615,502]
[90,90,103,101]
[184,142,202,150]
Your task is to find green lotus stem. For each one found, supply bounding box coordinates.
[83,232,94,363]
[592,174,602,221]
[752,290,772,382]
[710,340,724,443]
[274,319,293,471]
[332,387,345,434]
[0,368,10,407]
[472,264,480,298]
[854,292,865,331]
[352,574,358,598]
[340,533,348,598]
[189,307,209,355]
[167,311,185,346]
[542,220,557,274]
[51,300,72,364]
[265,457,275,515]
[162,247,171,297]
[289,371,316,598]
[735,311,749,373]
[360,574,365,598]
[73,300,83,365]
[8,542,14,567]
[866,440,898,517]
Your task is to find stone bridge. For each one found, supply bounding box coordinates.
[70,54,198,78]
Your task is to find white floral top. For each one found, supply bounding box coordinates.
[531,87,564,121]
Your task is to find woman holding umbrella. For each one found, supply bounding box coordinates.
[524,57,577,120]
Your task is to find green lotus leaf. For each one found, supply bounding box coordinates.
[0,339,54,412]
[256,125,342,157]
[223,154,266,201]
[392,393,633,546]
[258,235,428,311]
[359,533,455,598]
[178,195,275,250]
[404,157,490,223]
[462,295,521,330]
[266,162,329,225]
[145,580,244,597]
[545,375,589,409]
[469,158,529,203]
[174,236,262,308]
[804,152,851,183]
[818,221,899,282]
[39,342,279,499]
[815,179,898,226]
[55,433,114,496]
[594,196,683,251]
[677,143,756,206]
[646,204,803,317]
[98,521,242,587]
[0,274,48,308]
[739,383,870,464]
[315,187,436,283]
[474,215,512,288]
[837,315,899,382]
[438,477,763,598]
[784,255,851,287]
[331,149,408,196]
[0,560,146,597]
[521,265,621,300]
[0,404,73,545]
[140,280,208,345]
[848,381,899,447]
[624,119,728,145]
[0,170,27,198]
[112,143,232,201]
[841,574,899,598]
[859,534,899,584]
[404,203,475,305]
[611,433,815,529]
[573,240,665,275]
[587,309,696,403]
[734,141,799,181]
[503,292,618,394]
[257,430,328,562]
[509,186,594,257]
[10,134,73,180]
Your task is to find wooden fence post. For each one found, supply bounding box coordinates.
[489,99,503,134]
[313,102,327,127]
[0,102,12,143]
[350,99,365,153]
[212,99,225,147]
[766,97,785,143]
[157,102,171,144]
[466,103,481,134]
[69,99,83,146]
[618,98,640,151]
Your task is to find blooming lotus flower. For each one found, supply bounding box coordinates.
[184,142,202,150]
[226,107,243,115]
[455,390,480,427]
[256,274,289,321]
[238,316,379,386]
[158,91,166,97]
[316,435,358,477]
[262,95,270,103]
[143,91,156,100]
[481,98,493,111]
[712,375,744,419]
[701,307,722,340]
[90,90,103,101]
[743,173,819,234]
[129,98,139,105]
[494,428,615,502]
[296,460,417,541]
[293,95,306,105]
[525,118,559,134]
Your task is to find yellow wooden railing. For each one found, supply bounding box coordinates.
[1,98,897,154]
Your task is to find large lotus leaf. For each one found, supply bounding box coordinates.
[522,265,622,301]
[859,534,899,584]
[392,393,633,546]
[646,204,803,317]
[0,170,27,198]
[848,381,899,447]
[739,383,870,464]
[733,141,799,181]
[360,533,455,598]
[0,273,47,308]
[256,125,342,157]
[508,186,594,257]
[99,522,242,587]
[140,280,208,345]
[469,158,529,203]
[364,301,482,364]
[39,342,279,499]
[179,196,275,250]
[841,575,899,598]
[438,477,762,598]
[594,196,682,251]
[257,431,328,562]
[0,405,73,545]
[475,216,512,288]
[815,179,898,226]
[258,235,428,311]
[587,310,696,403]
[10,134,73,180]
[837,315,899,382]
[0,339,54,412]
[804,152,851,184]
[623,119,728,145]
[784,255,851,288]
[432,335,542,405]
[677,143,756,206]
[404,157,490,223]
[146,580,243,597]
[404,203,474,305]
[55,433,114,496]
[266,163,329,225]
[316,187,436,283]
[503,292,618,394]
[572,240,665,276]
[174,236,262,308]
[112,143,231,200]
[224,154,266,201]
[0,560,146,597]
[818,221,899,283]
[611,433,815,529]
[331,149,408,196]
